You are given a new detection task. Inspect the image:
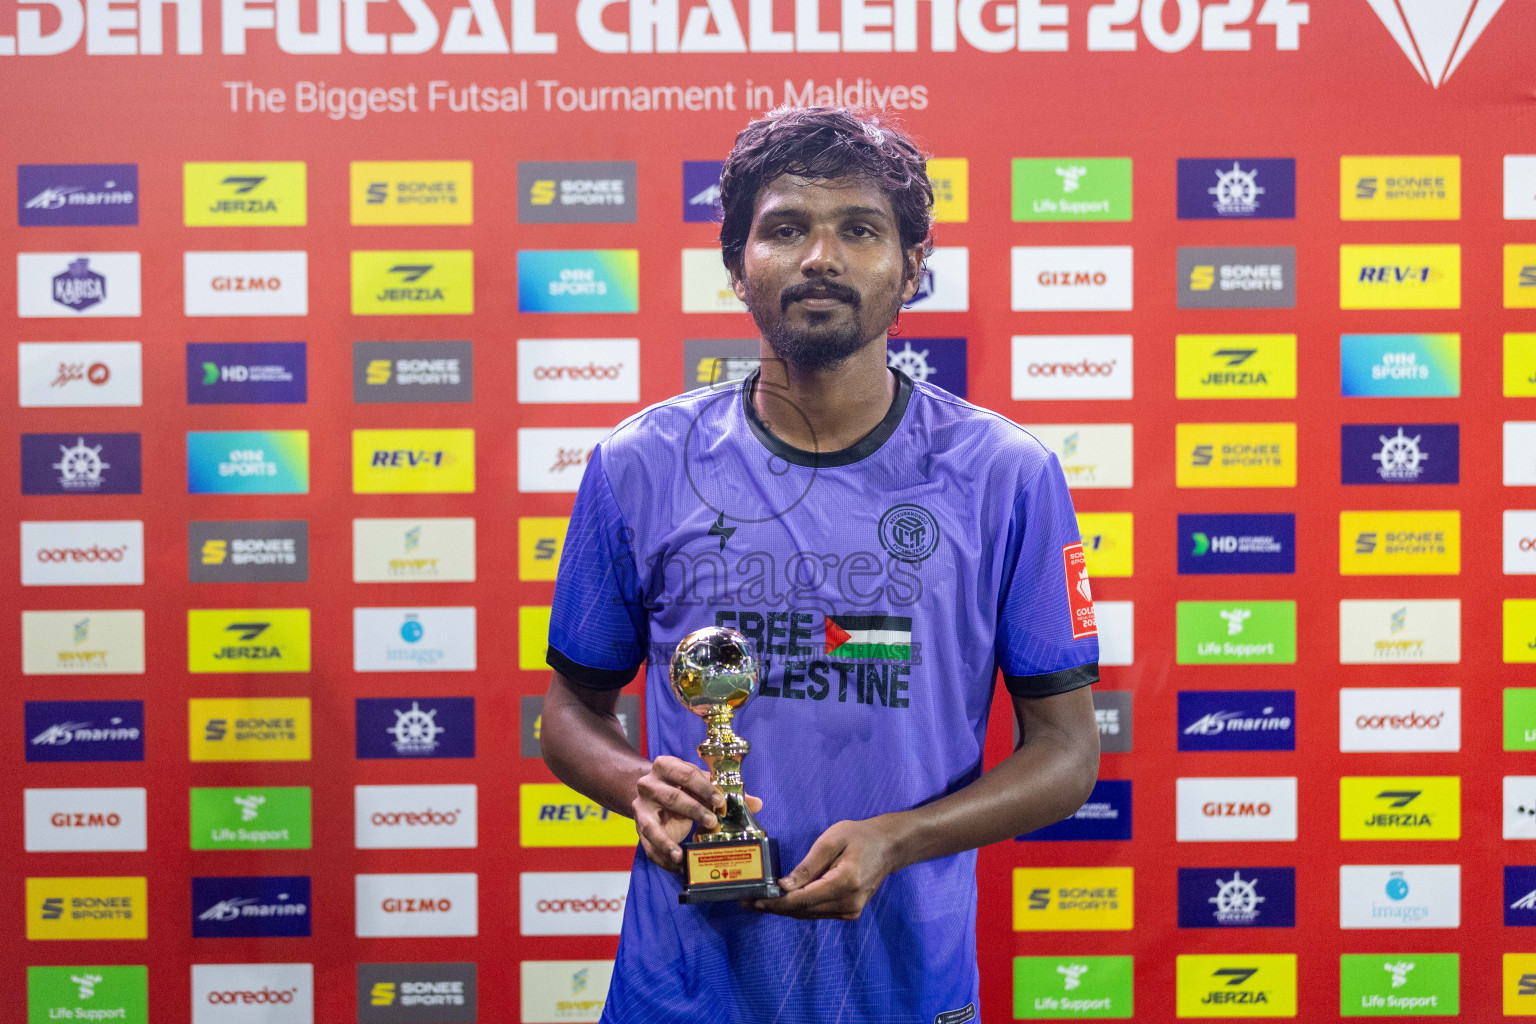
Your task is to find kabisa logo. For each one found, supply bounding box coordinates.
[188,698,312,763]
[518,161,637,223]
[357,698,475,759]
[1018,779,1131,841]
[357,962,477,1024]
[22,432,142,495]
[1364,3,1508,89]
[354,341,473,403]
[1011,867,1134,932]
[1175,956,1297,1017]
[352,250,474,315]
[189,521,309,584]
[187,430,310,495]
[1177,247,1296,309]
[19,164,138,226]
[518,250,640,313]
[191,787,312,851]
[187,342,306,404]
[27,877,148,941]
[192,876,311,938]
[903,246,969,311]
[1010,158,1132,222]
[183,162,306,226]
[682,160,724,222]
[188,609,311,673]
[888,336,968,397]
[356,873,478,938]
[1176,423,1295,488]
[1341,424,1459,485]
[1175,335,1297,399]
[1340,864,1460,930]
[1341,334,1461,397]
[351,160,473,226]
[1340,777,1460,840]
[1177,513,1295,575]
[1177,159,1295,220]
[1341,245,1461,309]
[520,783,639,848]
[353,429,476,494]
[1011,246,1132,311]
[18,252,141,317]
[25,701,144,763]
[1178,691,1296,751]
[1341,156,1460,217]
[1177,868,1295,929]
[27,965,149,1024]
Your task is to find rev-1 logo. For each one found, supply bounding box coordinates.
[372,450,445,468]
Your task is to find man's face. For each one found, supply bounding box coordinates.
[731,174,922,373]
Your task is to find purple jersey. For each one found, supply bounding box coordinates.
[547,368,1099,1023]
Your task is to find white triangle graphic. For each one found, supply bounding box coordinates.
[1364,0,1508,87]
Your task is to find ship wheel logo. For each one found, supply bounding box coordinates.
[1208,162,1265,216]
[51,436,109,489]
[388,701,444,755]
[1372,427,1427,481]
[1209,870,1265,924]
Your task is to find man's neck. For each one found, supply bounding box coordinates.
[753,337,897,453]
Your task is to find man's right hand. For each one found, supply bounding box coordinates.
[633,755,763,871]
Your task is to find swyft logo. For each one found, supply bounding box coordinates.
[520,962,612,1024]
[22,611,146,676]
[1364,0,1510,88]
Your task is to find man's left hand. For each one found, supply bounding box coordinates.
[746,817,903,920]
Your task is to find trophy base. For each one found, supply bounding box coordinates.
[678,836,782,904]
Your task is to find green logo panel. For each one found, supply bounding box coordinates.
[29,966,148,1024]
[190,786,312,850]
[1506,689,1536,751]
[1012,158,1132,222]
[1340,954,1457,1016]
[1176,601,1297,664]
[1014,955,1133,1019]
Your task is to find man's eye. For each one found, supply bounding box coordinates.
[847,225,874,237]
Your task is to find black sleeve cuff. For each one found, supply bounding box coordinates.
[547,646,640,691]
[1003,662,1099,699]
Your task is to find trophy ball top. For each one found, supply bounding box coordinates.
[669,626,759,714]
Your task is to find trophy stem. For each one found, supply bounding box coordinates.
[696,706,766,842]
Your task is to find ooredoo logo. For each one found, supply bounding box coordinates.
[208,988,297,1004]
[191,963,312,1024]
[520,871,629,936]
[355,785,477,849]
[1340,688,1460,752]
[533,362,622,380]
[517,339,639,404]
[21,521,143,586]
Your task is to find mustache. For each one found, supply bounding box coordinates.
[781,280,861,311]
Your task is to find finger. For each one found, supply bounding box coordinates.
[745,794,763,814]
[752,873,856,918]
[637,777,718,830]
[652,756,725,810]
[633,805,685,868]
[778,831,846,893]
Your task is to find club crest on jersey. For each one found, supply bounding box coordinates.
[878,503,940,563]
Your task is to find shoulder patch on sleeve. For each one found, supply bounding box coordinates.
[1063,542,1098,639]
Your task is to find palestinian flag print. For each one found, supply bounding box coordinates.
[824,614,913,661]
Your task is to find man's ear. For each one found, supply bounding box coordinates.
[729,263,748,304]
[899,247,924,305]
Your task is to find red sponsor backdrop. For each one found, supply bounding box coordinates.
[4,0,1536,1019]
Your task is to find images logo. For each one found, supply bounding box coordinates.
[1011,335,1132,401]
[26,877,147,940]
[517,338,639,404]
[188,342,306,404]
[19,164,138,226]
[1175,955,1296,1017]
[188,609,311,672]
[18,252,141,317]
[22,432,141,495]
[1340,864,1460,929]
[889,336,968,397]
[356,698,475,759]
[1342,424,1459,484]
[1011,158,1131,222]
[351,161,472,226]
[1179,691,1295,751]
[1176,423,1295,488]
[354,518,476,583]
[352,251,474,314]
[1364,1,1509,89]
[188,698,311,762]
[192,876,311,938]
[356,873,478,938]
[24,788,147,852]
[1017,780,1131,842]
[22,612,146,676]
[518,161,636,223]
[353,341,473,403]
[682,160,724,222]
[1012,955,1133,1019]
[1177,159,1295,220]
[17,341,142,408]
[27,965,148,1024]
[1176,777,1298,842]
[1340,777,1460,840]
[1177,867,1295,929]
[191,787,312,851]
[354,607,477,672]
[1340,245,1461,309]
[183,250,308,317]
[184,162,306,226]
[1340,511,1460,575]
[520,783,637,847]
[189,521,308,584]
[353,429,475,493]
[25,701,143,763]
[1011,246,1133,311]
[1340,953,1458,1016]
[1341,334,1460,397]
[518,250,639,313]
[357,962,477,1024]
[1178,514,1295,575]
[926,157,968,222]
[1177,247,1295,309]
[1174,335,1296,399]
[1341,156,1459,219]
[187,430,308,495]
[1011,867,1133,931]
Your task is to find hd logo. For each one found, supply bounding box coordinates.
[187,608,311,672]
[1176,423,1295,488]
[1011,868,1133,931]
[351,161,473,226]
[354,430,475,494]
[1340,777,1460,840]
[1176,956,1297,1017]
[1340,245,1461,309]
[1340,511,1460,575]
[183,162,306,226]
[188,697,312,762]
[352,251,474,315]
[26,876,147,940]
[1174,335,1296,399]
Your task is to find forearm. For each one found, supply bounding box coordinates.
[540,683,652,819]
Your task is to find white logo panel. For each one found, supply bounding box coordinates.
[1094,600,1134,667]
[517,339,640,404]
[904,247,969,312]
[1011,246,1133,311]
[1506,776,1536,839]
[352,518,476,583]
[355,873,478,937]
[24,787,147,851]
[1176,777,1298,842]
[681,248,746,313]
[1507,423,1536,485]
[1012,335,1133,400]
[353,607,476,672]
[184,251,308,317]
[1340,687,1461,752]
[21,520,144,586]
[22,609,146,675]
[18,252,141,317]
[18,342,142,407]
[520,960,613,1024]
[191,963,313,1024]
[1339,864,1460,929]
[518,428,606,493]
[355,784,477,850]
[1015,423,1134,489]
[1508,511,1536,575]
[1508,156,1536,220]
[520,871,629,936]
[1338,600,1461,664]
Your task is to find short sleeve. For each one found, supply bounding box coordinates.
[995,452,1100,698]
[546,443,649,689]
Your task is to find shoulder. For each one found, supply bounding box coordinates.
[593,381,741,482]
[905,380,1056,480]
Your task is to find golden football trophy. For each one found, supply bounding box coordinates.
[669,625,783,903]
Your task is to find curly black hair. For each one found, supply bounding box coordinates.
[719,106,934,276]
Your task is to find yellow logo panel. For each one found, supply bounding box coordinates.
[1176,423,1295,488]
[519,517,569,581]
[353,429,475,494]
[1176,954,1296,1018]
[1340,156,1459,220]
[1012,867,1133,931]
[189,697,312,762]
[519,606,552,670]
[187,608,311,673]
[1077,513,1133,578]
[1340,244,1461,309]
[927,158,968,223]
[27,876,147,940]
[1507,600,1536,664]
[1339,511,1459,576]
[351,161,473,225]
[1507,245,1536,309]
[1340,776,1460,840]
[1175,335,1296,399]
[520,783,636,847]
[1504,954,1536,1016]
[184,161,306,226]
[1506,335,1536,397]
[351,250,474,315]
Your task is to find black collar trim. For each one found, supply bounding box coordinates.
[740,366,913,468]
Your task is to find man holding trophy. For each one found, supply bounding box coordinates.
[541,106,1102,1023]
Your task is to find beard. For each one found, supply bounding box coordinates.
[745,277,893,373]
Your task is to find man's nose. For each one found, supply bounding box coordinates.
[800,229,844,275]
